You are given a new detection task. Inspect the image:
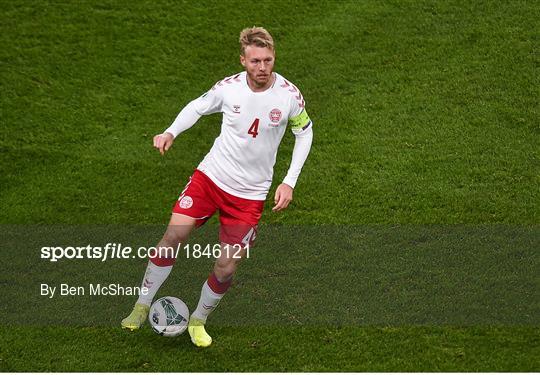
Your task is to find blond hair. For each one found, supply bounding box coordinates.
[239,26,274,55]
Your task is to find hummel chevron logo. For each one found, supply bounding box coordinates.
[143,278,154,288]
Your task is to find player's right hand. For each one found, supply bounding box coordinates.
[153,132,174,155]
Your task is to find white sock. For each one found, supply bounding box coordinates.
[136,261,173,306]
[192,280,225,322]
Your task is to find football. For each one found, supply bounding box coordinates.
[149,296,190,337]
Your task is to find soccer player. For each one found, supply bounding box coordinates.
[121,26,313,347]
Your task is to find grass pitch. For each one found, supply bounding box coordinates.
[1,0,539,372]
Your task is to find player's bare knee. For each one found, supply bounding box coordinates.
[161,228,188,248]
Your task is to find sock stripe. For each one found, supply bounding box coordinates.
[150,255,176,267]
[207,272,231,294]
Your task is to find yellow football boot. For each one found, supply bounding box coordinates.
[188,317,212,347]
[121,303,150,331]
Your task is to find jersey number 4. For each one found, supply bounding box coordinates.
[248,118,259,138]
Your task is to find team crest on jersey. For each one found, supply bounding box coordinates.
[269,108,282,123]
[179,195,193,209]
[233,105,241,114]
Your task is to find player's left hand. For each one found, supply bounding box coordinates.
[272,183,293,212]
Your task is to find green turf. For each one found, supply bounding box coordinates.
[1,327,539,372]
[1,0,538,225]
[1,0,538,372]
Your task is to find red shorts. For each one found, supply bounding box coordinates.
[172,170,264,247]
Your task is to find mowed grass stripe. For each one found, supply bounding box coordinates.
[1,326,539,372]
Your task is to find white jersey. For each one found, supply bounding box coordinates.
[188,71,311,200]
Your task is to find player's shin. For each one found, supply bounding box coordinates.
[192,272,231,322]
[136,258,174,306]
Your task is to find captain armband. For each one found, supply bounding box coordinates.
[288,109,312,133]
